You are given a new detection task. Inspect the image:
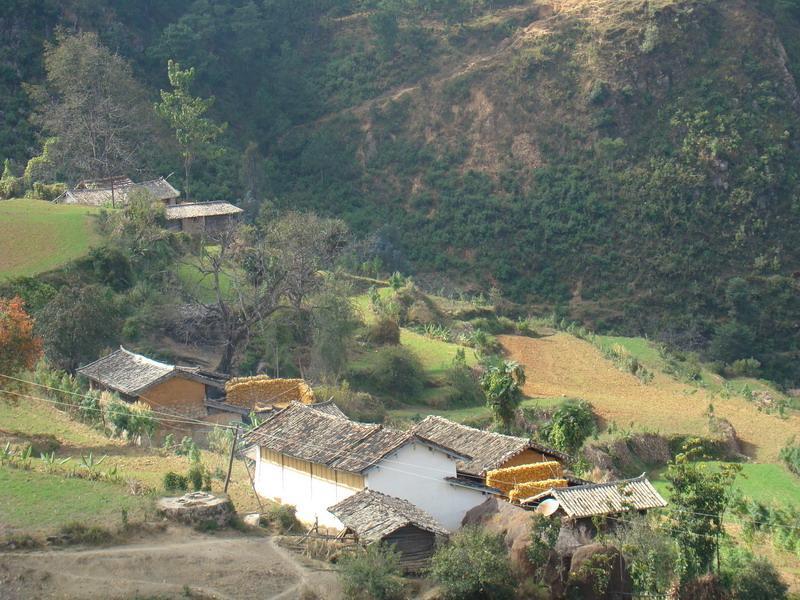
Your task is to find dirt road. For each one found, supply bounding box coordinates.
[0,528,340,600]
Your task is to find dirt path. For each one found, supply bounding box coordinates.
[499,333,800,462]
[0,528,340,600]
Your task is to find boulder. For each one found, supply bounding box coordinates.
[461,497,536,575]
[242,513,261,528]
[156,492,233,527]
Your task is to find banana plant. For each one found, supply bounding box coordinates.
[0,442,14,465]
[39,451,71,473]
[79,452,108,477]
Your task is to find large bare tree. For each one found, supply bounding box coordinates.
[181,213,349,373]
[27,31,153,181]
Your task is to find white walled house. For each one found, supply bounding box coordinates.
[245,402,497,530]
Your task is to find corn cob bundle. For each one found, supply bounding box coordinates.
[508,478,568,503]
[225,376,315,407]
[486,461,564,494]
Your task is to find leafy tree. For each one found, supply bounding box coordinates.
[545,399,596,454]
[430,527,515,600]
[664,447,740,582]
[338,543,405,600]
[367,345,426,399]
[480,360,526,432]
[155,60,225,198]
[309,276,358,378]
[708,321,755,364]
[36,285,123,371]
[27,32,153,180]
[0,296,43,375]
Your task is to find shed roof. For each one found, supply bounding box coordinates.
[412,415,568,476]
[165,202,243,220]
[328,489,449,540]
[244,402,465,474]
[77,347,220,397]
[522,474,667,518]
[59,177,179,206]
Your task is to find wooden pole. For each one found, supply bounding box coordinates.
[223,425,240,494]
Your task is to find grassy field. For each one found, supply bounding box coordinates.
[0,198,100,279]
[0,466,152,537]
[0,396,261,540]
[650,462,800,508]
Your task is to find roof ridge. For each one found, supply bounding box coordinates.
[555,473,648,493]
[119,346,175,371]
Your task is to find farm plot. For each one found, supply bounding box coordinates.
[0,199,99,278]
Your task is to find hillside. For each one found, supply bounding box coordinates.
[3,0,800,383]
[0,199,99,279]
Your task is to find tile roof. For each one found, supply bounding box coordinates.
[328,489,449,540]
[308,400,348,420]
[165,201,243,220]
[244,403,464,475]
[58,178,180,206]
[412,415,569,476]
[522,474,667,518]
[77,347,215,397]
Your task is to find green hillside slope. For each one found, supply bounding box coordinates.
[2,0,800,380]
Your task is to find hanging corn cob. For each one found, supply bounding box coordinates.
[508,478,568,503]
[486,461,564,494]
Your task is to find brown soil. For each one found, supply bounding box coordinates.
[498,333,800,462]
[0,527,340,600]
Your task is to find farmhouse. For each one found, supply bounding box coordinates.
[165,201,243,233]
[411,415,572,496]
[56,176,180,207]
[329,489,449,572]
[245,402,494,530]
[77,347,226,420]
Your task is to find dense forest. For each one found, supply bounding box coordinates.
[3,0,800,383]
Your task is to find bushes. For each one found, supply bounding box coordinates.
[779,438,800,476]
[543,400,596,455]
[727,357,761,378]
[366,346,426,399]
[260,503,301,533]
[442,356,484,408]
[314,381,386,423]
[367,317,400,345]
[338,543,405,600]
[105,399,155,441]
[163,471,189,491]
[430,527,515,600]
[722,548,788,600]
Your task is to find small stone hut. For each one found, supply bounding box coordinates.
[165,201,243,233]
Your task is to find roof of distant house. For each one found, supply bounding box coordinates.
[243,402,467,474]
[328,489,449,540]
[57,177,180,206]
[165,201,243,220]
[521,474,667,518]
[77,347,225,397]
[411,415,569,477]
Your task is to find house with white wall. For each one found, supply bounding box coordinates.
[245,402,497,530]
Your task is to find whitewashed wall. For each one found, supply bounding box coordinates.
[253,447,361,528]
[364,441,491,530]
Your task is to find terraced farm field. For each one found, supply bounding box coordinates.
[499,332,800,463]
[0,198,99,279]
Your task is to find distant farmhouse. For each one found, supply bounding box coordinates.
[165,201,243,233]
[78,347,227,420]
[56,175,243,233]
[56,176,180,207]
